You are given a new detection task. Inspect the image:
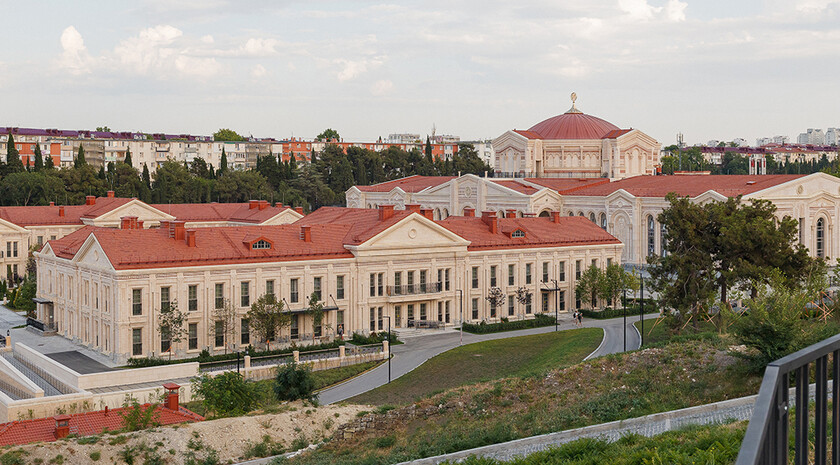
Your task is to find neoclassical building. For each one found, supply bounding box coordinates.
[348,172,840,266]
[34,206,622,362]
[492,94,662,178]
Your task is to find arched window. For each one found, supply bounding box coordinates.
[252,240,271,250]
[539,211,550,218]
[568,212,575,217]
[817,217,825,258]
[660,223,667,257]
[578,211,585,217]
[647,215,655,257]
[589,212,596,223]
[511,229,525,238]
[442,208,448,219]
[599,213,607,230]
[433,208,441,220]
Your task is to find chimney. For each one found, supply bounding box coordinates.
[463,207,475,217]
[301,225,312,242]
[550,211,561,224]
[85,195,96,206]
[58,206,65,217]
[185,230,196,247]
[421,208,434,220]
[120,217,132,229]
[107,191,115,198]
[482,211,498,234]
[293,207,304,215]
[137,220,144,229]
[405,204,421,213]
[49,201,54,207]
[249,200,259,210]
[506,209,516,218]
[163,383,180,410]
[379,204,395,221]
[172,221,186,240]
[54,415,71,439]
[259,200,268,210]
[159,220,171,233]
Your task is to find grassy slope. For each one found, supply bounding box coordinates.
[294,336,760,465]
[350,328,603,406]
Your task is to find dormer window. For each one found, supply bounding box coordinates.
[252,240,271,250]
[511,229,525,238]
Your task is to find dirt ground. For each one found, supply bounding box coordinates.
[8,401,368,464]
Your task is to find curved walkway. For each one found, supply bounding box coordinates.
[318,313,659,405]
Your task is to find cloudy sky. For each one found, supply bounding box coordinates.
[1,0,839,145]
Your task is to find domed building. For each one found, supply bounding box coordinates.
[493,93,661,179]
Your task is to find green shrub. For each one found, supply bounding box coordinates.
[120,397,161,431]
[462,314,555,334]
[127,340,344,368]
[0,449,27,465]
[580,302,658,319]
[374,435,396,448]
[193,372,255,417]
[349,332,399,345]
[89,451,101,462]
[243,435,285,459]
[274,362,315,402]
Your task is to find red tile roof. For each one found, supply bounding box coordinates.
[0,405,202,447]
[566,174,805,198]
[438,215,621,251]
[295,207,414,245]
[490,180,541,195]
[602,129,633,139]
[355,175,456,193]
[150,202,294,224]
[527,112,619,140]
[49,223,354,270]
[0,197,133,227]
[524,178,611,194]
[512,129,543,140]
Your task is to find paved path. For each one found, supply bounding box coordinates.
[318,313,659,405]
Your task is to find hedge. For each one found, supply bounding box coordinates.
[580,303,659,320]
[461,314,556,334]
[126,340,346,368]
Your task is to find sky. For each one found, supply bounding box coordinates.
[1,0,839,146]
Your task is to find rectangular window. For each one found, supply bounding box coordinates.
[490,266,497,287]
[290,278,299,303]
[508,264,515,286]
[445,269,450,291]
[445,300,451,323]
[407,304,415,322]
[132,289,142,316]
[336,276,344,299]
[575,260,582,280]
[189,323,198,350]
[438,301,443,321]
[508,295,515,316]
[592,258,598,268]
[160,287,170,311]
[525,263,532,285]
[607,258,612,267]
[215,321,224,347]
[420,270,427,292]
[6,242,10,258]
[215,283,224,309]
[558,262,566,282]
[12,242,17,258]
[438,269,443,288]
[471,267,479,289]
[393,271,401,293]
[188,285,198,311]
[132,328,142,356]
[37,236,43,246]
[420,303,427,320]
[395,305,402,328]
[241,281,250,307]
[407,271,415,287]
[542,262,549,283]
[472,298,479,319]
[161,327,171,353]
[377,307,383,331]
[377,273,383,296]
[370,273,376,297]
[525,294,532,314]
[559,291,566,311]
[241,319,250,345]
[542,292,549,313]
[370,308,376,332]
[266,280,275,297]
[575,290,581,310]
[312,276,324,301]
[291,314,299,339]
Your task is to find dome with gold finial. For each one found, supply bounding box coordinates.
[526,93,619,140]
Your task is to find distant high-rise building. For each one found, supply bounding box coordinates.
[825,128,839,146]
[386,133,421,144]
[798,128,825,145]
[732,138,748,147]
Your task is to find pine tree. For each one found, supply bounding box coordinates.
[75,145,87,168]
[425,136,433,163]
[5,133,23,174]
[219,147,228,175]
[98,165,106,179]
[45,153,55,170]
[124,148,132,167]
[33,143,44,172]
[142,163,151,189]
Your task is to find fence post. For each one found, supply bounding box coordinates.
[293,350,300,363]
[383,341,390,358]
[244,355,251,371]
[339,345,346,359]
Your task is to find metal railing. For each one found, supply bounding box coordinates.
[736,333,840,465]
[26,317,56,333]
[387,282,442,296]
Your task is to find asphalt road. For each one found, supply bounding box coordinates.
[318,313,659,405]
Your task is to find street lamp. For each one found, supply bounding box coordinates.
[639,275,645,348]
[455,289,463,346]
[551,279,560,331]
[382,315,391,383]
[623,287,627,352]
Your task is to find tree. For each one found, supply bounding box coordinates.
[4,133,23,174]
[124,148,133,167]
[219,148,228,175]
[213,128,246,142]
[575,265,603,310]
[211,298,237,354]
[193,372,254,417]
[158,301,187,359]
[246,293,290,347]
[598,263,639,309]
[485,286,505,318]
[425,136,433,163]
[95,126,111,132]
[315,128,340,142]
[142,163,151,189]
[274,363,315,402]
[307,292,327,337]
[75,145,87,168]
[33,143,44,172]
[45,153,55,170]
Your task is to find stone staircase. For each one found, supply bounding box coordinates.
[1,353,62,396]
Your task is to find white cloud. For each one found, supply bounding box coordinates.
[664,0,687,22]
[618,0,659,20]
[113,25,183,74]
[334,58,383,81]
[239,38,278,56]
[57,26,94,75]
[200,35,215,44]
[251,64,268,78]
[797,0,840,11]
[371,79,393,95]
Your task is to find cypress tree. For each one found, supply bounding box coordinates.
[142,163,151,189]
[75,145,87,168]
[5,133,23,173]
[219,147,228,175]
[33,143,44,171]
[45,153,55,170]
[98,165,106,179]
[425,136,433,163]
[124,148,132,167]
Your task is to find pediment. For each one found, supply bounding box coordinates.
[615,129,660,147]
[606,189,636,206]
[530,188,562,205]
[694,190,728,203]
[258,209,304,225]
[0,217,29,234]
[492,131,529,152]
[87,200,175,226]
[352,214,470,254]
[744,172,840,200]
[38,243,56,258]
[72,235,115,271]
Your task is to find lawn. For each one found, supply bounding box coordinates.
[350,328,603,406]
[634,317,721,348]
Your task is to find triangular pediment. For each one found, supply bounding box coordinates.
[606,189,637,203]
[694,190,728,203]
[492,130,529,153]
[256,209,304,226]
[38,242,56,258]
[0,217,29,234]
[350,213,470,255]
[72,235,116,271]
[744,172,840,200]
[85,200,175,227]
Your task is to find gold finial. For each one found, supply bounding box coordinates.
[567,92,581,113]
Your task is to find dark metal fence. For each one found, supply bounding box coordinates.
[736,332,840,465]
[26,317,55,332]
[198,344,380,373]
[387,282,442,296]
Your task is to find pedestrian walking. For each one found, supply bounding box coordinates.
[576,311,583,327]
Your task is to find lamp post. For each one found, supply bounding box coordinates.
[551,279,560,331]
[639,275,645,348]
[623,288,627,352]
[383,315,391,383]
[455,289,463,346]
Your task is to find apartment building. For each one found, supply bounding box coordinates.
[34,206,622,362]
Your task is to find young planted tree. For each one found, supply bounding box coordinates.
[598,263,639,309]
[307,292,328,337]
[575,265,603,310]
[485,286,505,319]
[515,286,532,318]
[211,298,237,354]
[158,301,187,359]
[246,293,290,348]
